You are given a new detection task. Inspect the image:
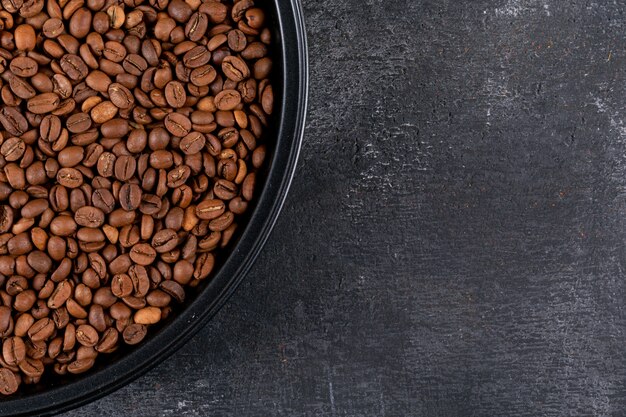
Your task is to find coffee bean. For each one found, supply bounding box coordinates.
[114,155,136,181]
[2,336,26,366]
[15,24,36,51]
[0,138,25,162]
[69,8,92,39]
[222,56,250,82]
[215,89,241,111]
[10,56,38,78]
[57,146,85,167]
[185,12,208,42]
[183,46,211,69]
[196,199,225,220]
[92,188,115,213]
[47,280,72,309]
[164,81,186,108]
[101,118,129,138]
[108,83,134,109]
[122,323,146,345]
[164,112,191,137]
[74,206,104,228]
[0,368,19,395]
[8,74,36,100]
[49,215,77,237]
[56,167,84,188]
[43,18,64,38]
[129,243,156,266]
[60,54,88,81]
[119,183,142,211]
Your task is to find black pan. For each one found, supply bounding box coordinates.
[0,0,308,414]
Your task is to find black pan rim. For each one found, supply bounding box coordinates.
[0,0,308,414]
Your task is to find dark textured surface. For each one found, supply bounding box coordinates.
[62,0,626,416]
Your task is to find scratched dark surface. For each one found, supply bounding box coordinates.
[62,0,626,416]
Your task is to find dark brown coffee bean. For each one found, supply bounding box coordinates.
[0,137,25,162]
[214,89,241,111]
[66,113,92,133]
[164,81,186,108]
[15,24,36,51]
[1,0,23,13]
[101,118,129,138]
[0,107,28,136]
[213,179,238,200]
[19,357,44,378]
[149,150,173,169]
[122,323,146,345]
[111,273,133,298]
[183,46,211,69]
[50,215,77,237]
[67,7,91,39]
[0,368,19,395]
[185,12,208,42]
[96,152,116,177]
[129,243,156,266]
[47,280,72,309]
[196,199,225,220]
[43,18,64,38]
[2,337,26,366]
[60,54,88,81]
[119,183,142,211]
[222,56,250,82]
[74,206,104,228]
[20,201,48,221]
[193,252,214,280]
[114,155,136,181]
[28,317,54,342]
[10,56,38,78]
[92,188,115,213]
[188,64,216,87]
[8,75,36,100]
[95,328,118,353]
[108,83,134,109]
[40,114,62,142]
[75,324,98,347]
[56,167,83,188]
[122,54,147,76]
[57,146,85,167]
[151,229,178,253]
[164,112,191,137]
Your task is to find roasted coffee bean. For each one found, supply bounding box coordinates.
[66,113,92,133]
[0,107,28,136]
[0,138,25,162]
[108,83,134,109]
[129,243,156,266]
[60,54,88,81]
[56,168,84,188]
[122,323,146,345]
[0,368,19,394]
[15,24,36,51]
[10,56,38,78]
[164,81,186,108]
[119,183,142,211]
[164,112,191,137]
[222,56,250,82]
[114,155,136,181]
[183,46,211,69]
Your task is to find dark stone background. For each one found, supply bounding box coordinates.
[64,0,626,415]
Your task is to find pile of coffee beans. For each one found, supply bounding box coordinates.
[0,0,273,394]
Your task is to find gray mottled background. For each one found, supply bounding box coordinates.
[64,0,626,416]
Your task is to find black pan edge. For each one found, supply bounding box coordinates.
[0,0,308,415]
